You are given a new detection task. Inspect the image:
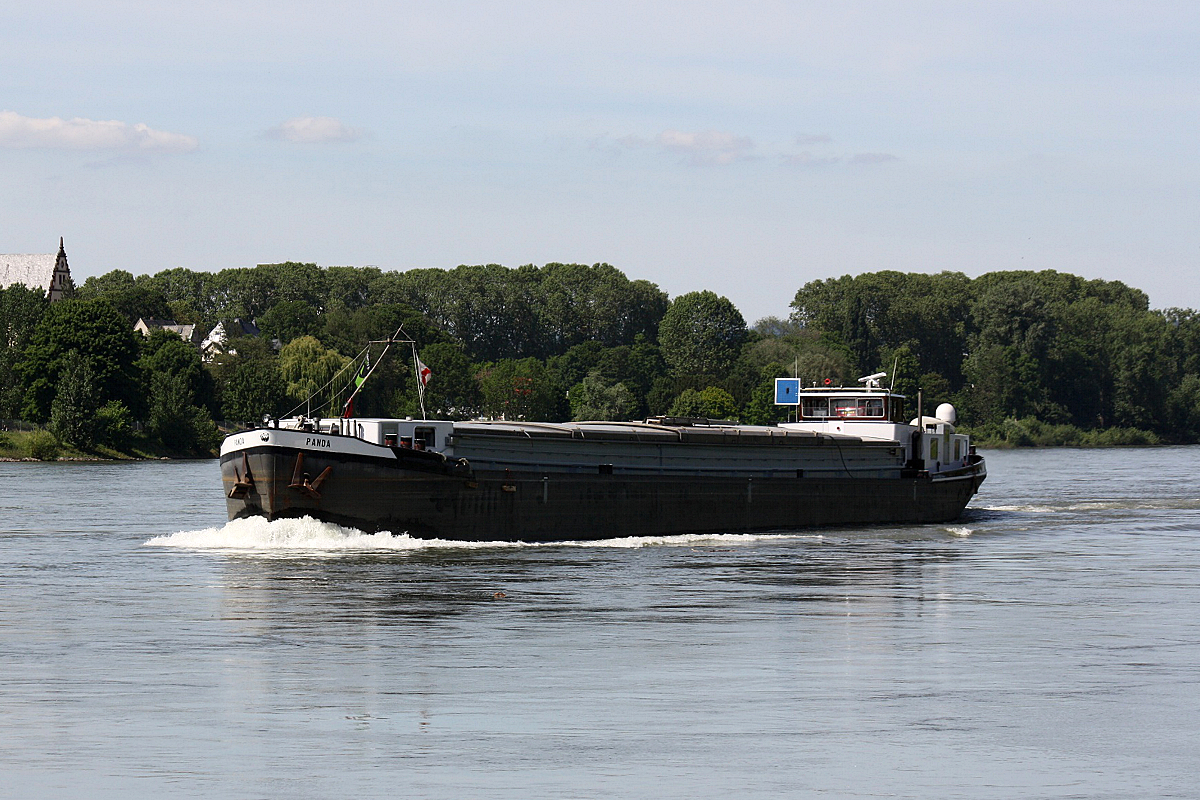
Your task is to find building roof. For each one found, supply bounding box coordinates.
[0,253,56,294]
[1,239,72,301]
[136,317,178,329]
[135,317,198,342]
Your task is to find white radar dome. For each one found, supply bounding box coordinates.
[935,403,957,424]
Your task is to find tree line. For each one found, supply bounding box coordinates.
[787,270,1200,444]
[2,261,1198,455]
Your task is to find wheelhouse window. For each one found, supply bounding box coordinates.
[831,398,885,418]
[801,398,831,419]
[799,394,896,421]
[414,427,436,450]
[382,422,399,447]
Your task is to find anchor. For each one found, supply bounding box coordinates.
[501,467,517,493]
[228,453,255,499]
[288,451,332,499]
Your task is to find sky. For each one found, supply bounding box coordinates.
[3,1,1198,324]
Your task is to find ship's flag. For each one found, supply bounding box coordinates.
[416,355,432,388]
[354,355,370,389]
[342,355,370,418]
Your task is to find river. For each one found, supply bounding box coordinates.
[2,447,1198,799]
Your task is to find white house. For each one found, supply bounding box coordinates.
[200,317,262,362]
[134,317,198,343]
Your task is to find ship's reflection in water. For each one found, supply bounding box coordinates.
[153,482,1200,800]
[197,518,969,628]
[187,522,995,793]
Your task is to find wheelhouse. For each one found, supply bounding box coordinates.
[774,376,905,423]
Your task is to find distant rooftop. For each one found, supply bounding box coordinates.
[0,239,73,301]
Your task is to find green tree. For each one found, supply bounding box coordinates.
[324,266,382,312]
[258,300,321,345]
[19,298,143,423]
[219,359,290,422]
[139,329,218,415]
[147,371,220,453]
[394,342,481,419]
[145,267,225,325]
[546,341,608,389]
[26,429,60,460]
[227,262,327,320]
[392,264,540,361]
[314,306,450,417]
[669,386,738,420]
[875,343,922,399]
[569,373,637,421]
[389,262,667,361]
[278,336,351,417]
[1167,373,1200,442]
[790,271,972,386]
[742,333,852,389]
[95,401,134,449]
[48,350,101,447]
[658,291,747,380]
[319,303,448,360]
[0,284,49,417]
[740,367,792,425]
[535,262,668,353]
[78,270,172,323]
[478,358,561,421]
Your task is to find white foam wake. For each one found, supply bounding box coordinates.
[145,516,438,553]
[980,498,1200,515]
[978,504,1058,513]
[145,515,820,554]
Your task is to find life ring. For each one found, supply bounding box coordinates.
[823,378,832,386]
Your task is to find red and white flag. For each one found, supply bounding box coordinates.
[416,355,432,388]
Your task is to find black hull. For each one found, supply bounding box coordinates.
[221,446,985,542]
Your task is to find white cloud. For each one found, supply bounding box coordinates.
[849,152,899,164]
[0,111,198,152]
[780,151,899,167]
[620,129,755,165]
[614,129,897,168]
[780,151,840,167]
[657,129,755,165]
[268,116,361,143]
[795,133,833,145]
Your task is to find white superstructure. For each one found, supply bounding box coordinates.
[773,375,974,475]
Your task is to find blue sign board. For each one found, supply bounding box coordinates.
[774,378,800,405]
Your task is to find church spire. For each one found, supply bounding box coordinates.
[50,237,72,302]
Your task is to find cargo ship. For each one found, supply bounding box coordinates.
[219,365,986,541]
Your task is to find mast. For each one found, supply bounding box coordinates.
[412,343,428,420]
[339,327,411,419]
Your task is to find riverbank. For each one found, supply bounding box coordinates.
[961,416,1162,448]
[0,428,218,462]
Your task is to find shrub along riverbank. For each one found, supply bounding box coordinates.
[0,426,217,462]
[963,417,1161,448]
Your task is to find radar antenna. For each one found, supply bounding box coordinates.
[858,372,887,390]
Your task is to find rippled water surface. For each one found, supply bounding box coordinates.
[3,448,1200,799]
